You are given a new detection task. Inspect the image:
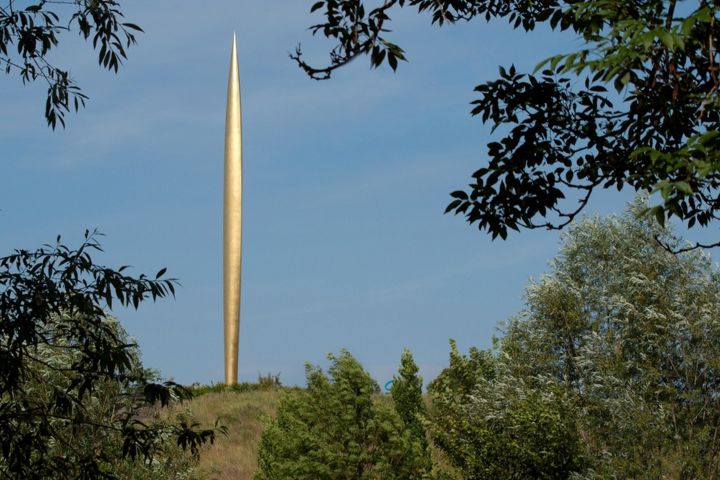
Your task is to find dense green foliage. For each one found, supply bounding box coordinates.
[0,1,142,128]
[255,350,430,480]
[4,312,205,479]
[0,232,222,479]
[425,198,720,479]
[390,348,428,457]
[501,198,720,477]
[427,342,586,479]
[298,0,720,249]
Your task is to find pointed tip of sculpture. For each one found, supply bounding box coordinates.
[229,32,238,64]
[233,32,240,60]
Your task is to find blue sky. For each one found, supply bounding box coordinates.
[0,1,683,386]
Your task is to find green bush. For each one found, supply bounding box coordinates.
[427,342,586,480]
[390,348,428,455]
[255,350,430,480]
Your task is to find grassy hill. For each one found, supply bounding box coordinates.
[175,386,283,480]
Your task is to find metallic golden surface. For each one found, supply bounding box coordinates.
[223,33,242,385]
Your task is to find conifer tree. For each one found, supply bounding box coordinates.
[390,348,427,451]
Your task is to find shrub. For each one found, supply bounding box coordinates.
[427,342,586,480]
[255,350,430,480]
[390,348,428,452]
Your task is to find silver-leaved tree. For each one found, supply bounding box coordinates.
[428,197,720,478]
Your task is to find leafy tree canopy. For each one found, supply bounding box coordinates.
[0,231,222,479]
[500,196,720,477]
[390,348,427,454]
[255,350,431,480]
[297,0,720,250]
[427,341,586,480]
[426,197,720,478]
[0,0,141,128]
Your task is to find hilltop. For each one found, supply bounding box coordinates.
[174,385,283,480]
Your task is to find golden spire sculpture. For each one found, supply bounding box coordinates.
[223,33,242,385]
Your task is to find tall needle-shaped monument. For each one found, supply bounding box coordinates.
[223,33,242,385]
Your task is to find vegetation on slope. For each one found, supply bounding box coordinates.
[178,388,283,480]
[188,198,720,480]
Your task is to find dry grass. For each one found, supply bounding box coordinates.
[175,389,282,480]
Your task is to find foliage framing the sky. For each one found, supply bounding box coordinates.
[297,0,720,250]
[0,0,141,128]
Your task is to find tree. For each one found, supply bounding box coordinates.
[390,348,428,455]
[255,350,430,480]
[499,197,720,477]
[426,341,586,479]
[0,0,141,128]
[297,0,720,250]
[0,231,222,479]
[426,197,720,478]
